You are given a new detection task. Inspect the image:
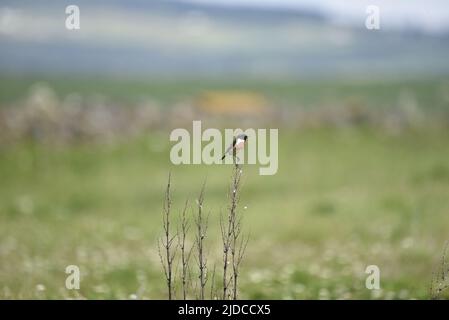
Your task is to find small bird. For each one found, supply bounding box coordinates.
[221,134,248,161]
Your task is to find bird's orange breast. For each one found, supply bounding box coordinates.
[235,140,245,149]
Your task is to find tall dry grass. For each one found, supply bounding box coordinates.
[158,164,248,300]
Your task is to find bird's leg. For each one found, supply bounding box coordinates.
[234,155,242,167]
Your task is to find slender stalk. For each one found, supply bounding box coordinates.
[231,164,240,300]
[178,200,192,300]
[232,231,249,300]
[222,163,248,300]
[158,172,177,300]
[195,182,209,300]
[220,210,232,300]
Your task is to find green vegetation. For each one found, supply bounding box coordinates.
[1,127,449,299]
[1,75,449,111]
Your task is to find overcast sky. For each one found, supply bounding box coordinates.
[179,0,449,32]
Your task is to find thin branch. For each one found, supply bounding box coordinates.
[221,209,232,300]
[195,181,209,300]
[159,172,177,300]
[178,199,192,300]
[222,164,248,300]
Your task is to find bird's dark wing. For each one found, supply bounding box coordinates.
[221,137,237,160]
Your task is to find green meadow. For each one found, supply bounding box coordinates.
[1,75,448,110]
[1,127,449,299]
[1,77,449,299]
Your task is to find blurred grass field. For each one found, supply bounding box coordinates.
[1,77,449,299]
[2,75,449,111]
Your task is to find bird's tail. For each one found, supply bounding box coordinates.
[221,154,226,161]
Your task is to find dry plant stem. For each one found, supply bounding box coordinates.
[221,162,248,300]
[230,163,241,300]
[159,172,177,300]
[195,182,209,300]
[232,230,249,300]
[178,200,192,300]
[220,210,232,299]
[159,167,248,300]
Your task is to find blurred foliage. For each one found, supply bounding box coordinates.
[1,125,449,299]
[1,75,449,111]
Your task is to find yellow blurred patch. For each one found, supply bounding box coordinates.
[196,90,267,115]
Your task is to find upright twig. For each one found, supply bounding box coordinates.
[158,172,177,300]
[231,165,246,300]
[222,163,248,300]
[195,182,209,300]
[178,199,192,300]
[220,209,232,300]
[232,229,249,300]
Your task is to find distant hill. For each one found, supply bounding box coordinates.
[0,0,448,78]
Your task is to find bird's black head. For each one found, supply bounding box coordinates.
[243,134,248,141]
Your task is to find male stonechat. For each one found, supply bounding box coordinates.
[221,134,248,161]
